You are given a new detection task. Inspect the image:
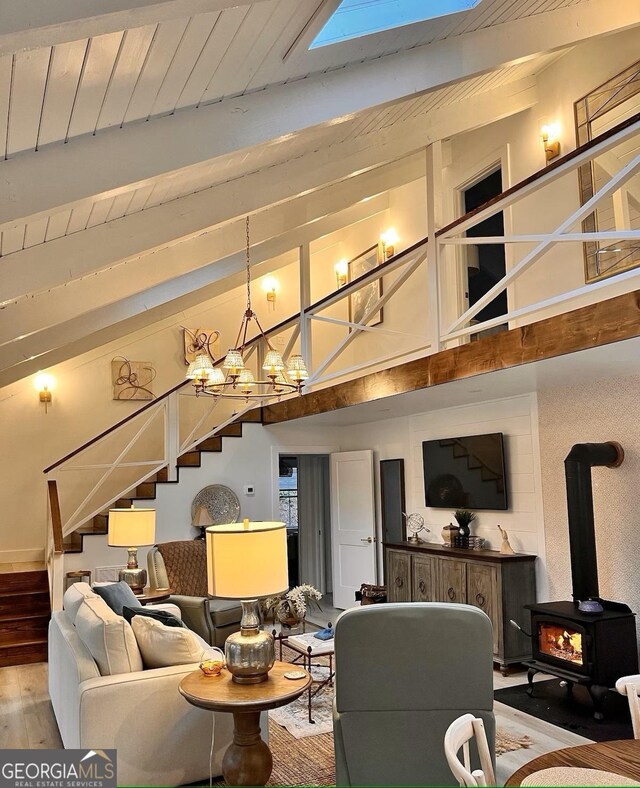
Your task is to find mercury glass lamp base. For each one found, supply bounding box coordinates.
[118,567,147,594]
[225,600,275,684]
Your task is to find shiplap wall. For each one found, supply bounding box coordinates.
[339,393,548,597]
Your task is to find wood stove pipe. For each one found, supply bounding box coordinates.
[564,442,624,604]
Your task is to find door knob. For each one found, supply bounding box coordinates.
[360,537,373,543]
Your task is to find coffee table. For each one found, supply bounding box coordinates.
[179,661,311,786]
[275,629,335,724]
[506,740,640,786]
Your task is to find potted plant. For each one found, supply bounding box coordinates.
[263,584,322,631]
[454,509,476,537]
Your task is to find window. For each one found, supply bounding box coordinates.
[311,0,481,49]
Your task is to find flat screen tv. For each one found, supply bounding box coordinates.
[422,433,508,510]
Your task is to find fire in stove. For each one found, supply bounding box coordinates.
[538,623,583,666]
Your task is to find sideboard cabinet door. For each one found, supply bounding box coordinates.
[411,555,435,602]
[467,563,499,655]
[437,559,467,604]
[387,549,412,602]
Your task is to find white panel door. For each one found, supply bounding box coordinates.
[330,450,376,610]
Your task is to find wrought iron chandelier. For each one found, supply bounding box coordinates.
[185,217,308,400]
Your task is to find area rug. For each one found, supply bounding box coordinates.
[495,679,633,742]
[269,660,333,738]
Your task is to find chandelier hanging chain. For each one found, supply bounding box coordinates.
[245,215,252,314]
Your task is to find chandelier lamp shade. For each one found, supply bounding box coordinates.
[185,216,308,401]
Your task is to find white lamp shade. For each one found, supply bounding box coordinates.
[206,521,288,599]
[193,505,214,527]
[108,507,156,547]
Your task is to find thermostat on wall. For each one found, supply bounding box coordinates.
[244,484,255,496]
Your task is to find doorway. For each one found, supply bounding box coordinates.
[278,454,332,594]
[463,168,507,337]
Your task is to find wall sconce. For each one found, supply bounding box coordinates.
[34,372,55,414]
[335,259,348,288]
[541,122,561,163]
[262,276,279,311]
[380,228,399,259]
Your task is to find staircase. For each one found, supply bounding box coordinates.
[439,437,505,494]
[63,413,260,554]
[0,568,50,667]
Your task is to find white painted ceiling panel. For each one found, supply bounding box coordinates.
[1,225,25,256]
[7,48,50,155]
[66,202,95,235]
[23,216,49,248]
[0,56,11,159]
[150,13,221,117]
[125,184,156,214]
[66,32,124,139]
[96,26,156,130]
[45,210,73,241]
[37,40,88,148]
[121,19,189,124]
[173,7,249,110]
[86,196,115,228]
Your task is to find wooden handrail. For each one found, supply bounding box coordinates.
[43,113,640,476]
[48,479,64,553]
[437,110,640,239]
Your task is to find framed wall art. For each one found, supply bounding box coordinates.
[348,243,384,327]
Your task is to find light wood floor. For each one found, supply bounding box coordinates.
[0,661,591,785]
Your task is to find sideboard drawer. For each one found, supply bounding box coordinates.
[387,549,412,602]
[437,559,467,604]
[411,554,435,602]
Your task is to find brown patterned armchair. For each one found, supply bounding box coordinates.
[147,541,242,648]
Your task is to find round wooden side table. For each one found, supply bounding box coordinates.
[135,587,173,605]
[179,660,311,786]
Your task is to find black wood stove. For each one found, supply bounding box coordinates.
[523,442,638,720]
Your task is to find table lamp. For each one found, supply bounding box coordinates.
[207,519,288,684]
[192,504,214,540]
[108,505,156,593]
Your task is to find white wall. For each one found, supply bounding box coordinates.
[538,374,640,633]
[337,393,548,598]
[64,420,341,576]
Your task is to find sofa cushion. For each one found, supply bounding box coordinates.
[93,581,143,616]
[75,596,143,675]
[157,541,208,596]
[122,605,184,628]
[131,614,213,669]
[63,582,99,626]
[209,598,243,627]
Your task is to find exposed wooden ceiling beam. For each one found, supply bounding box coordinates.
[0,0,268,56]
[1,77,536,302]
[262,291,640,424]
[0,196,387,387]
[0,0,634,227]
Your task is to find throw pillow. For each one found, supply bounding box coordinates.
[122,605,184,628]
[131,615,213,669]
[93,581,143,616]
[63,582,99,626]
[75,596,143,675]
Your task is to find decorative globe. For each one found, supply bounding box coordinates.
[406,513,425,536]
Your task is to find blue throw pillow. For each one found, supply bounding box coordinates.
[122,605,185,628]
[93,581,142,616]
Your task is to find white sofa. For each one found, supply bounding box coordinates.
[48,584,265,787]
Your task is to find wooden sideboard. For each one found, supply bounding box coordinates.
[384,541,536,674]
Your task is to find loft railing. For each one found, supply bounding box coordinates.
[44,112,640,606]
[436,112,640,344]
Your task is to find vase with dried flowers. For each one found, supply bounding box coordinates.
[263,584,322,632]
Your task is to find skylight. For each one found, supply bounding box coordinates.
[311,0,481,49]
